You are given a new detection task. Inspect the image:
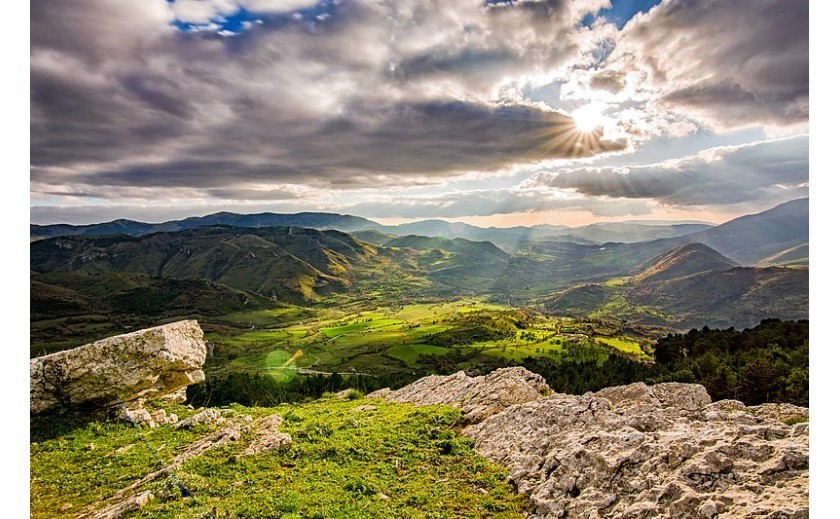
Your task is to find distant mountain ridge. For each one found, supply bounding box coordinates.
[31,199,808,264]
[30,212,380,240]
[31,210,719,248]
[669,198,808,265]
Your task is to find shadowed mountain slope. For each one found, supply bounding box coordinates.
[632,243,738,283]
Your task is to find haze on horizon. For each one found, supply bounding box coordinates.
[30,0,808,227]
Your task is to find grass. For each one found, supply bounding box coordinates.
[201,298,656,379]
[31,400,528,519]
[387,344,451,367]
[784,416,809,426]
[593,336,646,356]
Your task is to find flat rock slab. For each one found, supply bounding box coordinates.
[384,366,551,423]
[30,320,206,414]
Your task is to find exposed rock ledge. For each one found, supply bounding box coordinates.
[381,366,551,423]
[376,368,809,518]
[30,320,206,414]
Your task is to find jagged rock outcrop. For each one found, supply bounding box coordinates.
[173,408,225,430]
[387,369,809,518]
[383,366,551,423]
[30,320,207,414]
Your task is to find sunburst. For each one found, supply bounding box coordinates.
[571,102,610,133]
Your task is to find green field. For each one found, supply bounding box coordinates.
[203,299,654,380]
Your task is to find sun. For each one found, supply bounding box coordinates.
[571,102,609,133]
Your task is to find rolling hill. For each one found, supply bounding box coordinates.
[543,242,808,329]
[383,235,510,293]
[628,266,808,329]
[631,243,738,283]
[31,200,809,333]
[30,226,393,303]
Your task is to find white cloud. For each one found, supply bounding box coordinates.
[609,0,808,130]
[241,0,320,13]
[527,135,809,207]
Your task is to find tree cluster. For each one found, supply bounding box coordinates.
[523,319,808,406]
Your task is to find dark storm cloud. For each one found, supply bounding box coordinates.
[614,0,808,129]
[528,135,809,206]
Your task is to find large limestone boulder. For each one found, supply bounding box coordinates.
[30,320,207,414]
[388,368,809,517]
[463,378,809,518]
[383,366,551,423]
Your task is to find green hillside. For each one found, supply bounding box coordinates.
[544,243,808,329]
[30,227,400,303]
[631,242,738,283]
[31,399,526,519]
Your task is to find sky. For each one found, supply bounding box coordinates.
[30,0,809,227]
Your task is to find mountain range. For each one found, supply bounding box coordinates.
[30,198,808,333]
[32,209,714,250]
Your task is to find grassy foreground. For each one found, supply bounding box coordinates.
[31,398,528,518]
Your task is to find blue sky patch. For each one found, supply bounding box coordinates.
[582,0,663,29]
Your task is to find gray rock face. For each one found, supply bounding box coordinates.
[384,366,551,423]
[30,320,207,414]
[173,408,225,430]
[388,369,809,518]
[238,414,293,458]
[467,383,808,518]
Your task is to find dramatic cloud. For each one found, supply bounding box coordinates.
[31,102,626,192]
[527,135,809,207]
[31,0,623,199]
[30,0,809,225]
[608,0,808,130]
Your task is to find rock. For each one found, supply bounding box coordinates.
[85,491,155,519]
[334,389,355,399]
[121,407,179,428]
[384,367,551,423]
[455,370,808,518]
[750,403,809,424]
[651,382,712,411]
[151,409,179,426]
[366,388,392,399]
[238,415,292,457]
[353,404,377,412]
[30,320,207,414]
[174,409,225,430]
[594,381,711,411]
[790,422,809,437]
[123,408,154,427]
[394,367,808,518]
